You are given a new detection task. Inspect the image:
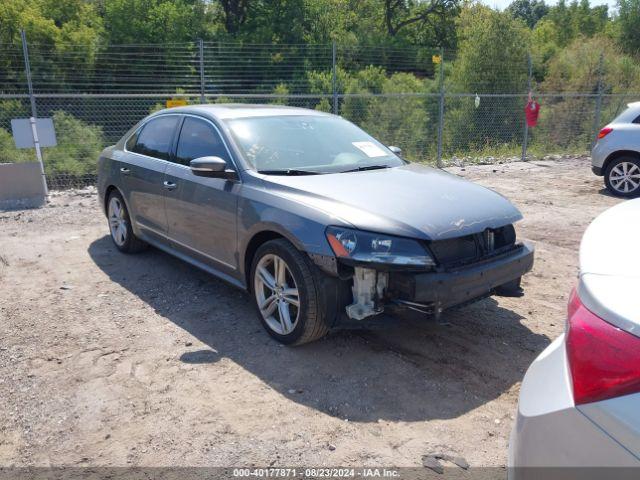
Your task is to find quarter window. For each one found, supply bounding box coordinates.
[125,130,139,151]
[175,117,230,166]
[130,116,179,160]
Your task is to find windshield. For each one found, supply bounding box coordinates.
[225,115,404,173]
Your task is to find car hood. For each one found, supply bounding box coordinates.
[260,163,522,240]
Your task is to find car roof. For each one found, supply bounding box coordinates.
[151,103,334,120]
[607,101,640,124]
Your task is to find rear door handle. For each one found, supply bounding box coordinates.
[163,180,177,190]
[120,167,130,174]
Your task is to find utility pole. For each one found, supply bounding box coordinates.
[436,47,445,168]
[199,39,206,104]
[521,53,533,162]
[332,41,338,114]
[591,53,605,149]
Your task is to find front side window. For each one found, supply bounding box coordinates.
[175,117,230,166]
[130,116,180,160]
[225,115,403,173]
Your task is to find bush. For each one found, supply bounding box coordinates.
[42,111,105,176]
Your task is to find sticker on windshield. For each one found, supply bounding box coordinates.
[352,141,387,158]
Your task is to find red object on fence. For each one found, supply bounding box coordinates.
[525,100,540,127]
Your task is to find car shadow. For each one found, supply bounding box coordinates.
[88,235,550,423]
[596,187,638,200]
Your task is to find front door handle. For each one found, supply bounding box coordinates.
[163,180,177,190]
[120,167,130,174]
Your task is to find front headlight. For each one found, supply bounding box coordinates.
[325,226,435,268]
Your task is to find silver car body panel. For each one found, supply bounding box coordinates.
[578,198,640,335]
[509,199,640,471]
[509,335,639,470]
[592,101,640,170]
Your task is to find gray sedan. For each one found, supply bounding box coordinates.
[97,104,534,345]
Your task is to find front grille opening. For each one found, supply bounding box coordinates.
[428,224,516,268]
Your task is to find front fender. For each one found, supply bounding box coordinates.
[237,188,350,282]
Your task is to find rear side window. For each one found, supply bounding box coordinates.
[130,116,179,160]
[175,117,230,166]
[634,115,640,124]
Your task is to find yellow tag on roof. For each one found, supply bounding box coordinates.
[166,98,187,108]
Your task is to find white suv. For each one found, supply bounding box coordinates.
[592,101,640,197]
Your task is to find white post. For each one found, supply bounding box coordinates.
[22,29,48,196]
[29,117,48,196]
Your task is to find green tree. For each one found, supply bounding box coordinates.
[0,0,103,92]
[538,35,640,149]
[103,0,212,44]
[447,6,530,151]
[383,0,460,47]
[507,0,549,28]
[531,18,560,80]
[617,0,640,55]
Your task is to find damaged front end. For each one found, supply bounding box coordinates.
[321,225,534,322]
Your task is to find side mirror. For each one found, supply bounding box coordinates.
[190,156,236,179]
[388,146,402,156]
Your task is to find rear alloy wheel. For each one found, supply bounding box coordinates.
[250,239,330,345]
[605,157,640,197]
[106,190,148,253]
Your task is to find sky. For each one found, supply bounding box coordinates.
[480,0,618,11]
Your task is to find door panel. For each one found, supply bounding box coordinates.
[164,164,239,270]
[123,154,169,238]
[122,115,180,240]
[163,116,239,272]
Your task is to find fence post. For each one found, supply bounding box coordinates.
[331,41,338,114]
[521,52,533,162]
[20,29,48,196]
[591,52,605,149]
[436,47,445,168]
[199,39,205,104]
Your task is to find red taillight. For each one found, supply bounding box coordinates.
[566,288,640,405]
[597,127,613,139]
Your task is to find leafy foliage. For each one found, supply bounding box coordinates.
[2,0,640,171]
[43,111,105,176]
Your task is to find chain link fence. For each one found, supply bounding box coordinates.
[1,38,638,190]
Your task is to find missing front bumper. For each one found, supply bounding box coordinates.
[388,242,534,311]
[342,242,534,321]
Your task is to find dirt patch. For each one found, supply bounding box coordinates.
[0,157,622,468]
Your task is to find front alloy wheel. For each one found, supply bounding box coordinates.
[250,239,331,345]
[254,253,300,335]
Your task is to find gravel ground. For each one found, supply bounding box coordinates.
[0,157,624,469]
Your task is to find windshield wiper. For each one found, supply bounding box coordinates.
[257,169,323,176]
[340,164,391,173]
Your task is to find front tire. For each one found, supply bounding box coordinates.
[106,190,148,253]
[250,239,331,345]
[604,157,640,197]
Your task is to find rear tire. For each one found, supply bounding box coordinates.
[604,157,640,197]
[106,190,148,253]
[250,239,332,345]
